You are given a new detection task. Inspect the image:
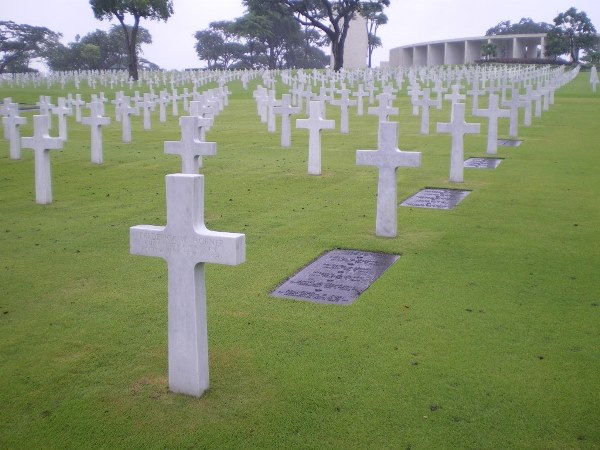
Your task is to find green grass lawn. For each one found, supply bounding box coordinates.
[1,70,599,449]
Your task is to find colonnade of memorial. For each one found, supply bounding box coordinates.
[388,34,547,68]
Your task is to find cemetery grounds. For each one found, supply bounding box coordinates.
[0,70,599,449]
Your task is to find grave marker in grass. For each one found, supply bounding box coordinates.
[3,103,27,160]
[20,115,63,204]
[296,100,335,176]
[473,93,510,155]
[130,174,245,397]
[356,122,421,238]
[437,102,480,183]
[165,116,216,173]
[81,101,111,165]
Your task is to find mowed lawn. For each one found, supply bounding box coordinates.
[1,70,599,449]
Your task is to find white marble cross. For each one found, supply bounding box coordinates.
[352,84,368,116]
[473,93,510,154]
[437,102,480,183]
[165,116,216,173]
[157,91,169,123]
[139,93,155,131]
[502,88,528,138]
[266,91,280,133]
[52,97,72,141]
[356,122,421,237]
[414,88,441,135]
[81,101,111,164]
[130,173,245,397]
[119,96,139,144]
[272,93,302,147]
[2,103,27,160]
[171,88,180,116]
[296,100,335,175]
[189,101,214,142]
[21,115,63,204]
[331,89,356,134]
[368,93,399,123]
[71,94,86,123]
[444,84,466,106]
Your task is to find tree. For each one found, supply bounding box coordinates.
[0,21,62,73]
[481,43,497,60]
[253,0,390,71]
[236,1,302,69]
[550,7,597,62]
[46,25,153,71]
[486,17,553,36]
[360,2,387,68]
[194,6,329,70]
[89,0,173,80]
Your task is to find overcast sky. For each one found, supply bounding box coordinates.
[3,0,599,70]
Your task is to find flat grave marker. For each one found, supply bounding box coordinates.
[464,157,503,169]
[497,139,523,147]
[401,188,471,210]
[271,249,400,306]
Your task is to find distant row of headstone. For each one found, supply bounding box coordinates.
[1,63,583,398]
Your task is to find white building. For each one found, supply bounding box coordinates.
[389,34,547,68]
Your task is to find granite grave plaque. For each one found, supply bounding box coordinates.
[464,157,503,169]
[271,249,400,305]
[400,188,471,210]
[497,139,522,147]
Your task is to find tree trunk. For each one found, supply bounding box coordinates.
[332,39,344,71]
[118,15,140,81]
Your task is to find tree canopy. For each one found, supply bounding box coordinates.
[0,21,62,73]
[485,18,553,36]
[194,4,329,70]
[547,7,597,62]
[89,0,173,80]
[46,25,153,72]
[249,0,390,71]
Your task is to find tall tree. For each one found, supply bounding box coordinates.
[360,2,387,68]
[0,21,62,73]
[89,0,173,80]
[550,7,597,62]
[236,1,301,69]
[251,0,390,71]
[46,25,153,72]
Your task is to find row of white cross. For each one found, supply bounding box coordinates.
[1,65,581,399]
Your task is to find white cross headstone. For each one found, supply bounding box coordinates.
[473,93,510,155]
[165,116,216,173]
[414,88,441,135]
[296,101,335,176]
[130,173,245,397]
[437,102,480,183]
[502,88,528,138]
[352,84,368,116]
[2,103,27,160]
[331,89,356,134]
[356,122,421,237]
[444,84,466,106]
[189,101,214,142]
[272,93,302,147]
[21,115,63,204]
[119,96,139,143]
[368,93,399,123]
[52,97,72,141]
[139,93,154,131]
[71,94,86,123]
[81,101,111,164]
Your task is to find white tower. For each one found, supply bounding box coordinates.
[331,15,368,69]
